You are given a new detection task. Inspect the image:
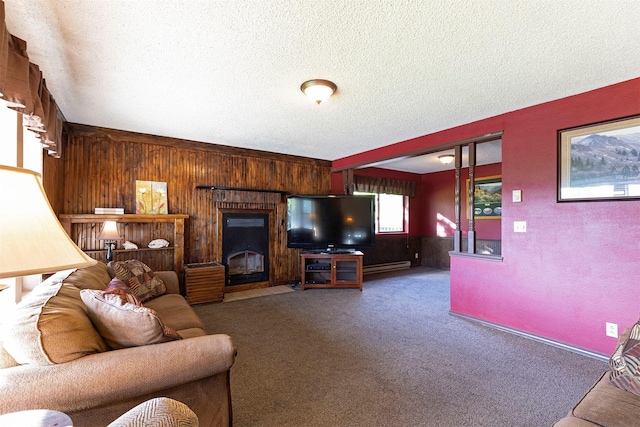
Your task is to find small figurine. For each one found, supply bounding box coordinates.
[148,238,170,249]
[122,240,139,250]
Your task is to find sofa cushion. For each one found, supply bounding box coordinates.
[175,327,207,339]
[3,274,108,365]
[609,321,640,395]
[144,294,206,332]
[109,260,166,302]
[63,261,112,291]
[571,370,640,425]
[80,289,182,349]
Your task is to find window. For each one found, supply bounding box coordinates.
[0,106,18,167]
[1,105,45,315]
[354,192,407,233]
[0,106,42,172]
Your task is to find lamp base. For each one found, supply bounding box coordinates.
[105,241,115,263]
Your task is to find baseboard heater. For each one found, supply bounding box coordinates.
[363,261,411,275]
[449,312,609,362]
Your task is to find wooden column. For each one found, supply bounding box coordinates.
[453,145,462,252]
[342,169,354,195]
[467,142,476,254]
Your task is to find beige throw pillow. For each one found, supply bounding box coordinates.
[63,261,112,291]
[109,260,166,302]
[80,289,181,349]
[3,275,108,365]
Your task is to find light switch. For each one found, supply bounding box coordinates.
[514,221,527,232]
[512,190,522,203]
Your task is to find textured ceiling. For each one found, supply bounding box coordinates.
[4,1,640,172]
[368,139,503,174]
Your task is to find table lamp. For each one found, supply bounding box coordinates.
[0,165,97,280]
[97,220,121,263]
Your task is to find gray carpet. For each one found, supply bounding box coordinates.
[194,267,608,427]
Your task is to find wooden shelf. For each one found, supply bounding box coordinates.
[60,214,188,223]
[84,247,176,254]
[59,214,188,280]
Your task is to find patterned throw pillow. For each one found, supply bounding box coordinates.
[609,321,640,396]
[108,260,166,303]
[80,289,181,350]
[105,276,131,293]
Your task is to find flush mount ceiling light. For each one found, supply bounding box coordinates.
[438,154,455,165]
[300,79,337,104]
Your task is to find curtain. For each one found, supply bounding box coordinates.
[354,175,416,197]
[0,0,63,157]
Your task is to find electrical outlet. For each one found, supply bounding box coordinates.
[514,221,527,232]
[606,322,618,338]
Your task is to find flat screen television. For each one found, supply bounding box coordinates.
[287,194,375,251]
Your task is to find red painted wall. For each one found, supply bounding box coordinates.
[422,163,501,240]
[333,77,640,356]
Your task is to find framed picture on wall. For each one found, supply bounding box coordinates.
[466,175,502,219]
[135,180,168,214]
[558,115,640,202]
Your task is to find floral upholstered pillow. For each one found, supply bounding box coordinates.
[105,276,131,293]
[108,260,166,302]
[80,289,181,349]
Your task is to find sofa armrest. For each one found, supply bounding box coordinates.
[155,271,180,294]
[553,417,600,426]
[0,334,235,415]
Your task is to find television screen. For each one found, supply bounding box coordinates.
[287,195,375,251]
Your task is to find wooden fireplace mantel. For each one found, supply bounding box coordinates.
[196,185,286,205]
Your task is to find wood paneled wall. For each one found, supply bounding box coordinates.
[45,123,332,285]
[360,234,422,267]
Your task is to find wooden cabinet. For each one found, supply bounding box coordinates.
[300,252,363,291]
[59,214,188,279]
[184,262,225,304]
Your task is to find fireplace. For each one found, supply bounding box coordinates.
[227,250,264,276]
[222,213,269,286]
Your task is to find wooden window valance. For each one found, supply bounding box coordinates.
[354,175,416,197]
[0,0,63,157]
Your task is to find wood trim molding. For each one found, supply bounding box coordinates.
[65,122,332,167]
[331,131,503,172]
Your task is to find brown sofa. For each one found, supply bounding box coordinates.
[554,370,640,426]
[0,261,236,427]
[554,329,640,426]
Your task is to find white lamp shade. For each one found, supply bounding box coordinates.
[97,220,121,241]
[300,79,337,104]
[0,165,97,279]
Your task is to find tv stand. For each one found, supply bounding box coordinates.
[302,248,356,255]
[300,251,363,291]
